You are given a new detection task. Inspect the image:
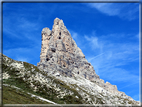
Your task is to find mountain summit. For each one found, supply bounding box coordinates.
[37,18,120,94]
[37,17,98,80]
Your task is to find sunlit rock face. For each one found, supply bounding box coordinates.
[37,18,129,95]
[37,18,99,81]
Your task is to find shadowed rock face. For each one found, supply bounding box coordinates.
[37,18,122,94]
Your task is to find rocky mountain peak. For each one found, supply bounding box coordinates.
[38,18,95,78]
[37,18,128,95]
[54,17,63,25]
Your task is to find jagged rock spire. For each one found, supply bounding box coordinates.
[37,18,119,94]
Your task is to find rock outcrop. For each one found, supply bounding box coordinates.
[38,18,98,81]
[37,18,127,95]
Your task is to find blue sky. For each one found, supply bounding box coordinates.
[2,2,140,101]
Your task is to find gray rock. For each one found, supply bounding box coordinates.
[37,18,138,102]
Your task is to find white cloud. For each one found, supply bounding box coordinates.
[89,3,120,16]
[87,3,139,21]
[84,35,100,49]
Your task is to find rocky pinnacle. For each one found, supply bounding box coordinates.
[37,18,122,94]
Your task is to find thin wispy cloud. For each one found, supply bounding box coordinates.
[87,3,139,21]
[17,18,38,30]
[84,33,139,84]
[84,35,100,49]
[3,14,41,53]
[88,53,104,62]
[69,29,87,50]
[119,81,139,90]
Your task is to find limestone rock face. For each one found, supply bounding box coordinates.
[38,18,98,79]
[37,18,121,94]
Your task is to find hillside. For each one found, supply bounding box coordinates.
[1,53,140,106]
[2,53,87,104]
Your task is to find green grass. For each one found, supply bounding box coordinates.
[3,85,51,104]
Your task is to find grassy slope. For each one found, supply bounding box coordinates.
[3,85,50,104]
[2,54,84,104]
